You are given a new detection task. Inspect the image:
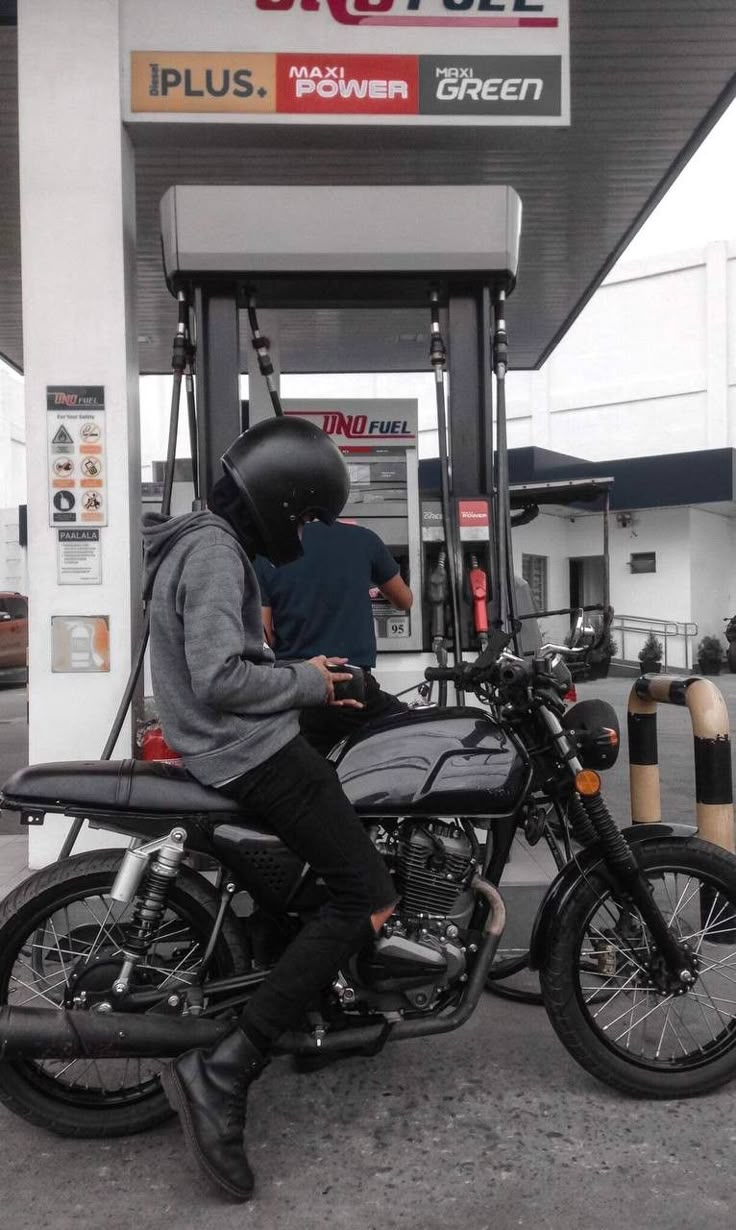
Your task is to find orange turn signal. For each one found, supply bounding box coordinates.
[575,769,601,796]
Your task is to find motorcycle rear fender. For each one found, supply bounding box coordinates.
[528,823,697,972]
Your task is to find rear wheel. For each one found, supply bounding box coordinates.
[541,838,736,1097]
[0,850,249,1137]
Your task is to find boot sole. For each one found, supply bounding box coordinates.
[160,1063,254,1203]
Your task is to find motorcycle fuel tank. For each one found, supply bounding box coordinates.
[334,707,527,820]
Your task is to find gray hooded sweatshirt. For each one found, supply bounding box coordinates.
[141,511,327,786]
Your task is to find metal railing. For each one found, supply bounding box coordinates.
[612,613,699,671]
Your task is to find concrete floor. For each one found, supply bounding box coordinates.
[1,674,736,1228]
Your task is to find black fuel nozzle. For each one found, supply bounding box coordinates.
[428,550,449,640]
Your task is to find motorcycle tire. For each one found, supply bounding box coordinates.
[0,850,250,1138]
[540,838,736,1098]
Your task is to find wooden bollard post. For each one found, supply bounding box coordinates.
[628,674,734,852]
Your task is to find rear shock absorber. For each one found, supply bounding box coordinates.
[111,827,188,997]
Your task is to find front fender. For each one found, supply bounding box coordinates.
[527,822,696,971]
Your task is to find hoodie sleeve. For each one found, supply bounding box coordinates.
[177,542,327,714]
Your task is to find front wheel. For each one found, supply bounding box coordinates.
[541,838,736,1098]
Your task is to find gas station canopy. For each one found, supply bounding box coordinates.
[0,2,735,374]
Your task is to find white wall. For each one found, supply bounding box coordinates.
[689,508,735,645]
[511,505,702,667]
[0,362,26,508]
[0,363,27,593]
[0,510,27,594]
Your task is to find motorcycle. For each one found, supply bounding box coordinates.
[724,615,736,673]
[1,614,736,1140]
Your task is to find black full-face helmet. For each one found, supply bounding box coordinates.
[221,416,350,565]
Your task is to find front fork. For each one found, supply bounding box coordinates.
[538,707,697,988]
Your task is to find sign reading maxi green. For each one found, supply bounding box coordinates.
[124,0,569,126]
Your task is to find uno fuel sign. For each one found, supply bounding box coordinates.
[127,0,568,125]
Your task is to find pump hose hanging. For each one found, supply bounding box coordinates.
[58,291,195,860]
[247,296,283,418]
[429,290,464,701]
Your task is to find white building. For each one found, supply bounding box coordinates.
[0,360,27,595]
[500,240,736,666]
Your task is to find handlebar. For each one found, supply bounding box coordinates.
[423,606,616,700]
[424,665,462,683]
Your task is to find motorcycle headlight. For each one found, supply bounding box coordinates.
[561,699,620,770]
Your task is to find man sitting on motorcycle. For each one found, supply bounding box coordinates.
[141,416,398,1202]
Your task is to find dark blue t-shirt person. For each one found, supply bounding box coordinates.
[254,521,411,669]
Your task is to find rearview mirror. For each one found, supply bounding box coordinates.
[569,609,596,649]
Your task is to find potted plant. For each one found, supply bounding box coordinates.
[585,618,618,681]
[696,634,724,676]
[638,632,663,674]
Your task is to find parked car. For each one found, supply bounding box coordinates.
[0,592,28,680]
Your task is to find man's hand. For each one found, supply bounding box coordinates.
[305,656,365,708]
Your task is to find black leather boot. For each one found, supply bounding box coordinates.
[161,1027,268,1201]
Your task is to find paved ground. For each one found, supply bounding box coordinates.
[1,673,736,1228]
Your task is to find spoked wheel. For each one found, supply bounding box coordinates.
[0,850,249,1137]
[541,838,736,1097]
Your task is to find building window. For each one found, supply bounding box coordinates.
[629,552,656,574]
[522,553,548,611]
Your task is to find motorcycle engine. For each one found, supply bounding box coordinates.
[346,819,477,1013]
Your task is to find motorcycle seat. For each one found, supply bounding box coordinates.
[0,760,244,819]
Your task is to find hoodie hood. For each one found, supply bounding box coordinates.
[141,511,240,599]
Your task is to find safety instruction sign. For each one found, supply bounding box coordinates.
[57,529,102,586]
[50,616,110,674]
[47,386,107,528]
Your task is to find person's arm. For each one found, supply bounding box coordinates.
[379,573,413,612]
[262,605,274,647]
[177,543,326,713]
[370,534,414,611]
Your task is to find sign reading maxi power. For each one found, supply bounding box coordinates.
[126,0,568,126]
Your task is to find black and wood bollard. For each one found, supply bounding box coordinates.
[628,674,734,851]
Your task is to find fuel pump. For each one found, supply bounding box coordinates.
[420,495,493,654]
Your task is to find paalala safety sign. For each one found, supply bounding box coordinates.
[47,386,107,528]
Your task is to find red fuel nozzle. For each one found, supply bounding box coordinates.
[468,564,489,635]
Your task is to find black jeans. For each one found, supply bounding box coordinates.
[218,735,397,1048]
[299,670,408,756]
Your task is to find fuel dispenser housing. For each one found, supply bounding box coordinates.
[274,399,422,653]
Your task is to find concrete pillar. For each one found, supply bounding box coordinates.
[18,0,141,865]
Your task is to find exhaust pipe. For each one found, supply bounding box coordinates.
[0,877,506,1061]
[0,1007,226,1060]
